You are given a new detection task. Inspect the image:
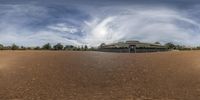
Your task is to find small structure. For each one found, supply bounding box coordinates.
[99,41,168,53]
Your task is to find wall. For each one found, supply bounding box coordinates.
[99,48,168,53]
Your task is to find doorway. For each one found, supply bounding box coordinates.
[129,45,136,53]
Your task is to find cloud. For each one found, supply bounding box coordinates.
[47,23,78,33]
[0,3,200,47]
[81,6,200,46]
[0,4,84,46]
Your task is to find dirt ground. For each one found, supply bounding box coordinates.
[0,51,200,100]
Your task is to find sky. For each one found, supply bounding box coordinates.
[1,0,200,46]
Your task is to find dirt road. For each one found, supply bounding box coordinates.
[0,51,200,100]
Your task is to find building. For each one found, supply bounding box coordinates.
[99,41,168,53]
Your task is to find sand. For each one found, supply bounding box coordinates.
[0,51,200,100]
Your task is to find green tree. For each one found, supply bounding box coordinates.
[89,47,97,51]
[84,45,88,51]
[11,44,19,50]
[53,43,64,50]
[81,46,84,51]
[73,47,78,51]
[165,42,176,49]
[196,46,200,50]
[42,43,52,50]
[0,44,3,50]
[64,45,74,50]
[20,46,26,50]
[34,46,41,50]
[154,42,161,45]
[77,46,81,51]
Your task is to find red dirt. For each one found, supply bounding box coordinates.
[0,51,200,100]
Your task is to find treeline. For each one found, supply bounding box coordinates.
[1,42,200,51]
[164,42,200,50]
[0,43,96,51]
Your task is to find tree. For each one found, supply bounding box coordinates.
[165,42,176,49]
[20,46,26,50]
[64,45,74,50]
[196,46,200,50]
[88,47,96,51]
[11,44,19,50]
[77,46,81,51]
[73,46,78,51]
[155,42,161,45]
[53,43,64,50]
[34,46,41,50]
[175,45,184,50]
[84,45,88,51]
[81,45,84,51]
[0,44,3,50]
[42,43,52,50]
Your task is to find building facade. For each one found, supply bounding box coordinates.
[99,41,168,53]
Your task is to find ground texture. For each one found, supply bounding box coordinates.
[0,51,200,100]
